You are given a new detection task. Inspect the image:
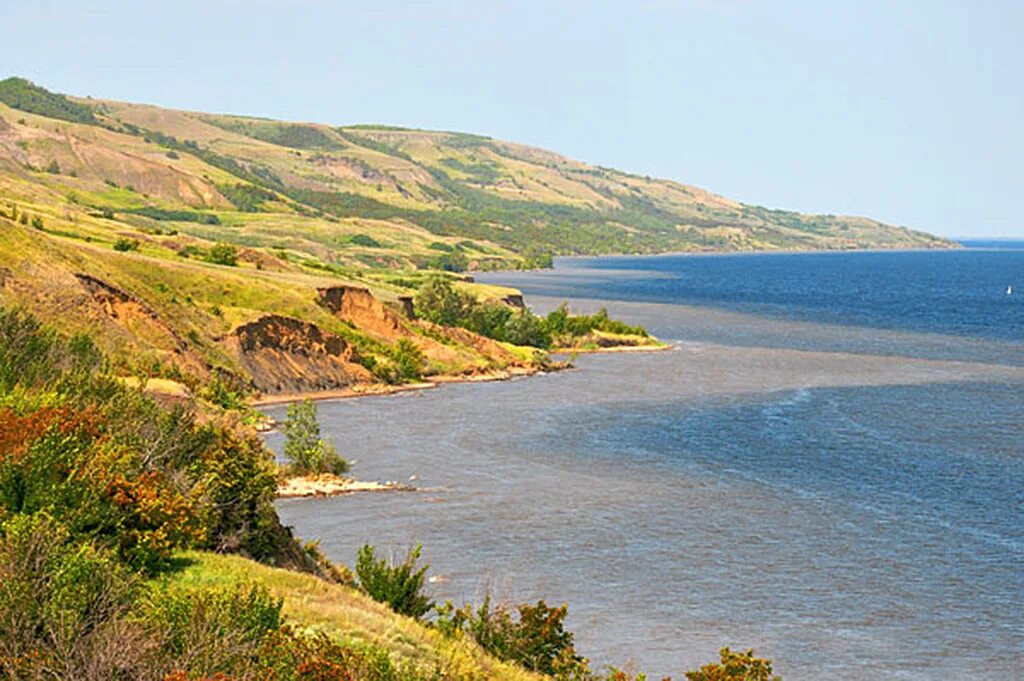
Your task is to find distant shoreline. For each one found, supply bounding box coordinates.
[543,243,962,266]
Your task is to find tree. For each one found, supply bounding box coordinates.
[282,399,348,475]
[501,309,551,348]
[413,276,472,326]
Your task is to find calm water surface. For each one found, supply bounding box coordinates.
[269,249,1024,680]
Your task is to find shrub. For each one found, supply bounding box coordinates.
[45,159,61,174]
[127,206,220,224]
[544,304,649,342]
[348,233,382,248]
[426,250,468,272]
[390,339,423,382]
[685,648,780,681]
[193,427,281,559]
[283,400,348,476]
[30,215,44,230]
[112,237,140,252]
[355,544,433,619]
[207,242,238,267]
[0,514,140,678]
[143,582,283,678]
[435,596,586,677]
[198,375,245,410]
[501,309,551,348]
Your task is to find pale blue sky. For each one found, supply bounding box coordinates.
[3,1,1021,238]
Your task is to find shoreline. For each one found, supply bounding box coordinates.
[251,344,669,408]
[251,365,544,407]
[276,473,416,499]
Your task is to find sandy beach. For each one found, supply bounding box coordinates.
[276,473,415,499]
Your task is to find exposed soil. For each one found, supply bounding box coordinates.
[225,314,373,394]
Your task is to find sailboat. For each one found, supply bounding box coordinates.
[1009,285,1014,295]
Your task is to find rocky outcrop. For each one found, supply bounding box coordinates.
[226,314,373,394]
[501,293,525,309]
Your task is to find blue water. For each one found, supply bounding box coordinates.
[274,249,1024,680]
[496,248,1024,344]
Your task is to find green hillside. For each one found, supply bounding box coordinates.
[1,76,952,273]
[0,77,952,395]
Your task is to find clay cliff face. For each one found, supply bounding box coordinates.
[317,285,528,374]
[317,286,405,338]
[226,314,373,394]
[73,273,211,378]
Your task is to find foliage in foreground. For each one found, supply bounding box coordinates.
[683,648,780,681]
[0,305,286,569]
[355,544,434,620]
[0,305,777,680]
[0,523,426,680]
[435,596,587,678]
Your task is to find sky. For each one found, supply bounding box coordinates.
[2,1,1021,238]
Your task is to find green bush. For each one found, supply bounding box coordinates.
[142,582,284,677]
[414,277,555,348]
[113,236,140,252]
[426,250,468,272]
[193,427,282,560]
[127,206,221,224]
[207,242,239,266]
[198,375,245,410]
[414,276,473,327]
[501,309,551,348]
[217,182,277,212]
[544,305,648,339]
[389,339,424,382]
[355,544,434,619]
[348,233,382,248]
[283,399,349,475]
[0,514,139,678]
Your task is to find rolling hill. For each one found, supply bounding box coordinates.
[0,77,954,394]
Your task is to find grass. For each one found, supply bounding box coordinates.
[164,551,543,681]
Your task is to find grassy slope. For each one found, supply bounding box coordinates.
[166,551,542,681]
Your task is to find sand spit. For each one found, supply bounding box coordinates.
[276,473,415,499]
